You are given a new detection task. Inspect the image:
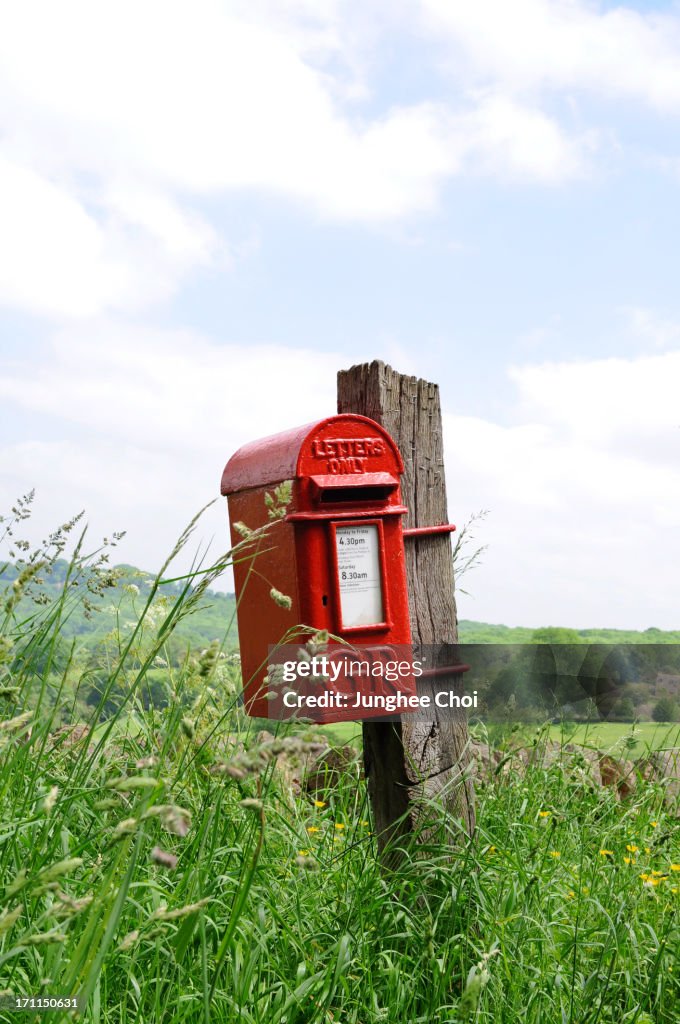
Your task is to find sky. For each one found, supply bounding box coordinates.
[1,0,679,630]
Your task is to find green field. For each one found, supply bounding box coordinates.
[1,507,678,1023]
[319,720,680,754]
[547,721,680,753]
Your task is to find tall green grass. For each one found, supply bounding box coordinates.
[0,499,678,1022]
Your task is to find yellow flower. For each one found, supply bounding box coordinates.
[550,850,560,858]
[486,845,497,855]
[599,849,614,857]
[334,822,345,830]
[640,873,650,881]
[645,847,652,854]
[539,811,551,818]
[360,820,369,827]
[566,890,575,900]
[306,826,320,833]
[651,870,666,877]
[297,849,310,857]
[313,800,326,808]
[670,865,680,872]
[650,821,658,828]
[626,844,639,853]
[624,857,637,865]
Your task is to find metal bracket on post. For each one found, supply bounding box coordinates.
[402,523,456,539]
[403,523,467,680]
[421,663,470,680]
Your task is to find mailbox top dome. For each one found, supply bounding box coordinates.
[221,414,404,495]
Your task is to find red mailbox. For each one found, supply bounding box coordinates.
[221,414,415,721]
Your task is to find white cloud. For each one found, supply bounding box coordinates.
[624,306,680,350]
[0,3,454,208]
[457,94,592,182]
[2,332,679,629]
[446,350,680,628]
[0,0,595,319]
[508,351,680,445]
[0,324,339,453]
[0,157,221,317]
[0,327,342,579]
[421,0,680,110]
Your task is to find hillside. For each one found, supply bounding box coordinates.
[1,559,238,662]
[458,620,680,644]
[3,562,678,658]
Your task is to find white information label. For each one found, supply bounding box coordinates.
[335,524,384,627]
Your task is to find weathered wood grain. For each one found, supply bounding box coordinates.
[338,361,475,862]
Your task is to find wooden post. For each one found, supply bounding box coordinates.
[337,361,475,861]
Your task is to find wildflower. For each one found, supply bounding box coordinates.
[0,907,22,935]
[136,755,158,769]
[550,851,561,859]
[232,521,253,539]
[38,858,83,883]
[650,821,658,828]
[43,786,59,814]
[270,588,292,610]
[240,798,263,811]
[297,849,310,857]
[539,810,551,818]
[313,800,326,809]
[566,890,575,900]
[599,849,614,857]
[360,820,369,827]
[334,823,345,831]
[118,930,139,951]
[486,845,497,855]
[113,818,138,838]
[151,847,178,870]
[645,847,652,854]
[306,826,320,834]
[0,712,32,733]
[109,776,159,793]
[624,857,636,865]
[151,899,211,921]
[651,870,666,877]
[670,865,680,872]
[147,804,191,837]
[20,930,67,946]
[294,855,318,870]
[626,844,639,853]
